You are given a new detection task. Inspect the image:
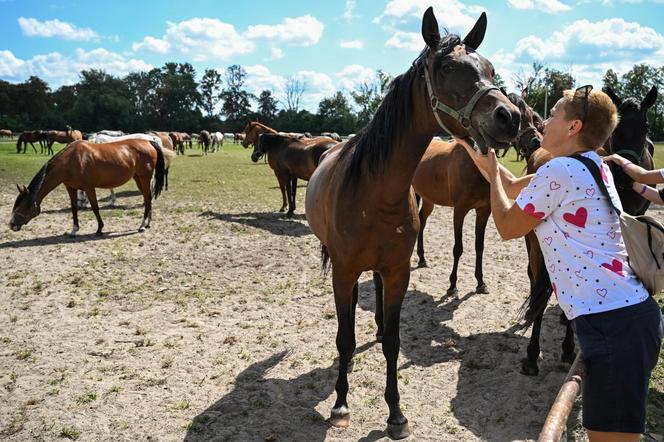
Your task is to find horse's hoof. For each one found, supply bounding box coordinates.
[520,358,539,376]
[286,212,294,218]
[329,407,350,428]
[416,261,428,269]
[387,421,410,440]
[446,287,459,297]
[561,352,576,365]
[95,231,104,237]
[476,284,489,294]
[138,227,146,233]
[376,334,383,343]
[279,208,286,213]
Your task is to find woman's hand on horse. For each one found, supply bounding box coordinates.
[603,153,627,166]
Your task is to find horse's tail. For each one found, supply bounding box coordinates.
[321,244,331,276]
[150,140,166,200]
[517,252,552,328]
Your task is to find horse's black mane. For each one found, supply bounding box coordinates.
[340,33,461,191]
[619,97,641,113]
[20,144,71,206]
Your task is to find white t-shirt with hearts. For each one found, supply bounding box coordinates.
[515,150,649,320]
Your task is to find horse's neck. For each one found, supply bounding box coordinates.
[35,162,65,204]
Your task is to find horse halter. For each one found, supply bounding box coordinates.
[423,65,498,141]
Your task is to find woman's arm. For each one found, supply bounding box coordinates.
[604,154,664,185]
[632,182,664,205]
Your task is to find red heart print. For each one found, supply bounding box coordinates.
[584,250,594,258]
[563,207,587,228]
[523,203,544,219]
[601,259,624,276]
[550,181,561,190]
[544,237,553,246]
[596,288,607,298]
[552,283,558,300]
[585,187,595,197]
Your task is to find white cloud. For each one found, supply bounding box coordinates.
[132,36,170,54]
[344,0,357,21]
[132,18,254,62]
[340,39,364,49]
[270,47,284,60]
[507,0,572,13]
[376,0,482,33]
[246,15,324,46]
[18,17,99,41]
[385,31,423,52]
[336,65,375,90]
[0,48,152,87]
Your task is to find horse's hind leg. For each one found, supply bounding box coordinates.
[329,269,361,429]
[65,186,80,236]
[448,206,470,297]
[109,189,116,206]
[522,311,543,376]
[288,177,297,216]
[373,271,384,342]
[285,176,295,217]
[380,264,411,439]
[84,188,104,236]
[135,176,152,231]
[30,142,37,154]
[275,172,288,213]
[416,198,434,268]
[474,206,491,294]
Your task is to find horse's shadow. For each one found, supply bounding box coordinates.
[184,343,375,442]
[356,280,578,440]
[199,210,311,237]
[0,230,139,249]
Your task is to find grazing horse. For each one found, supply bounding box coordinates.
[16,131,45,154]
[0,129,12,139]
[519,86,658,376]
[211,132,224,152]
[321,132,342,142]
[169,132,186,155]
[252,133,336,216]
[412,140,491,296]
[241,122,277,148]
[9,139,172,236]
[46,129,83,154]
[234,133,245,144]
[305,9,519,438]
[199,130,211,154]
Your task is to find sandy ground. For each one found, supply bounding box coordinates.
[0,182,620,442]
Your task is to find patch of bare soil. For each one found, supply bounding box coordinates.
[0,187,585,441]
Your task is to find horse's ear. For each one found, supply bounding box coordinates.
[641,86,658,111]
[604,86,622,107]
[462,12,487,50]
[421,7,441,50]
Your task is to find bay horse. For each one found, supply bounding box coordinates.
[234,133,245,144]
[46,129,83,154]
[9,139,172,236]
[519,86,658,376]
[507,92,543,162]
[305,8,519,438]
[241,122,277,148]
[16,131,46,154]
[199,130,211,154]
[169,132,186,155]
[252,133,336,217]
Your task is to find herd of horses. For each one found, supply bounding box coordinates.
[6,7,660,439]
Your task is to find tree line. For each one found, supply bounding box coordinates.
[0,63,392,136]
[0,61,661,140]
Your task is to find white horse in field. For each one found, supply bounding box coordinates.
[210,132,224,152]
[78,133,166,208]
[223,132,234,143]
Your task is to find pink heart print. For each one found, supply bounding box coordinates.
[596,288,608,298]
[550,181,561,190]
[523,203,545,219]
[574,270,584,279]
[600,166,608,184]
[544,236,553,246]
[585,187,595,197]
[548,263,556,273]
[563,207,587,228]
[607,230,616,239]
[601,259,624,276]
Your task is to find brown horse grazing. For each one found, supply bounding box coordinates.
[199,130,211,154]
[169,132,186,155]
[0,129,12,139]
[305,8,519,438]
[9,139,171,236]
[412,140,491,296]
[241,122,277,148]
[16,131,46,154]
[252,133,336,216]
[46,129,83,154]
[519,86,658,377]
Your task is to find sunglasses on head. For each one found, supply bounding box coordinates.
[575,84,593,125]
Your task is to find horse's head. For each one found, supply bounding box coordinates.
[421,8,520,153]
[507,92,543,161]
[9,184,40,231]
[251,133,278,162]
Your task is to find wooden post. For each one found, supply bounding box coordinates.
[538,352,586,442]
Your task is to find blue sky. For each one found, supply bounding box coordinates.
[1,0,663,111]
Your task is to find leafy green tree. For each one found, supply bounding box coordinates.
[200,68,222,117]
[219,65,254,131]
[257,90,278,124]
[602,69,622,95]
[317,91,356,134]
[350,69,392,127]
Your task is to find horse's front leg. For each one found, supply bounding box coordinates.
[329,269,361,429]
[373,271,384,342]
[448,206,470,297]
[522,311,543,376]
[416,198,434,268]
[135,177,152,231]
[474,206,491,294]
[84,188,104,236]
[275,171,288,213]
[288,176,297,216]
[65,186,80,236]
[380,263,411,439]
